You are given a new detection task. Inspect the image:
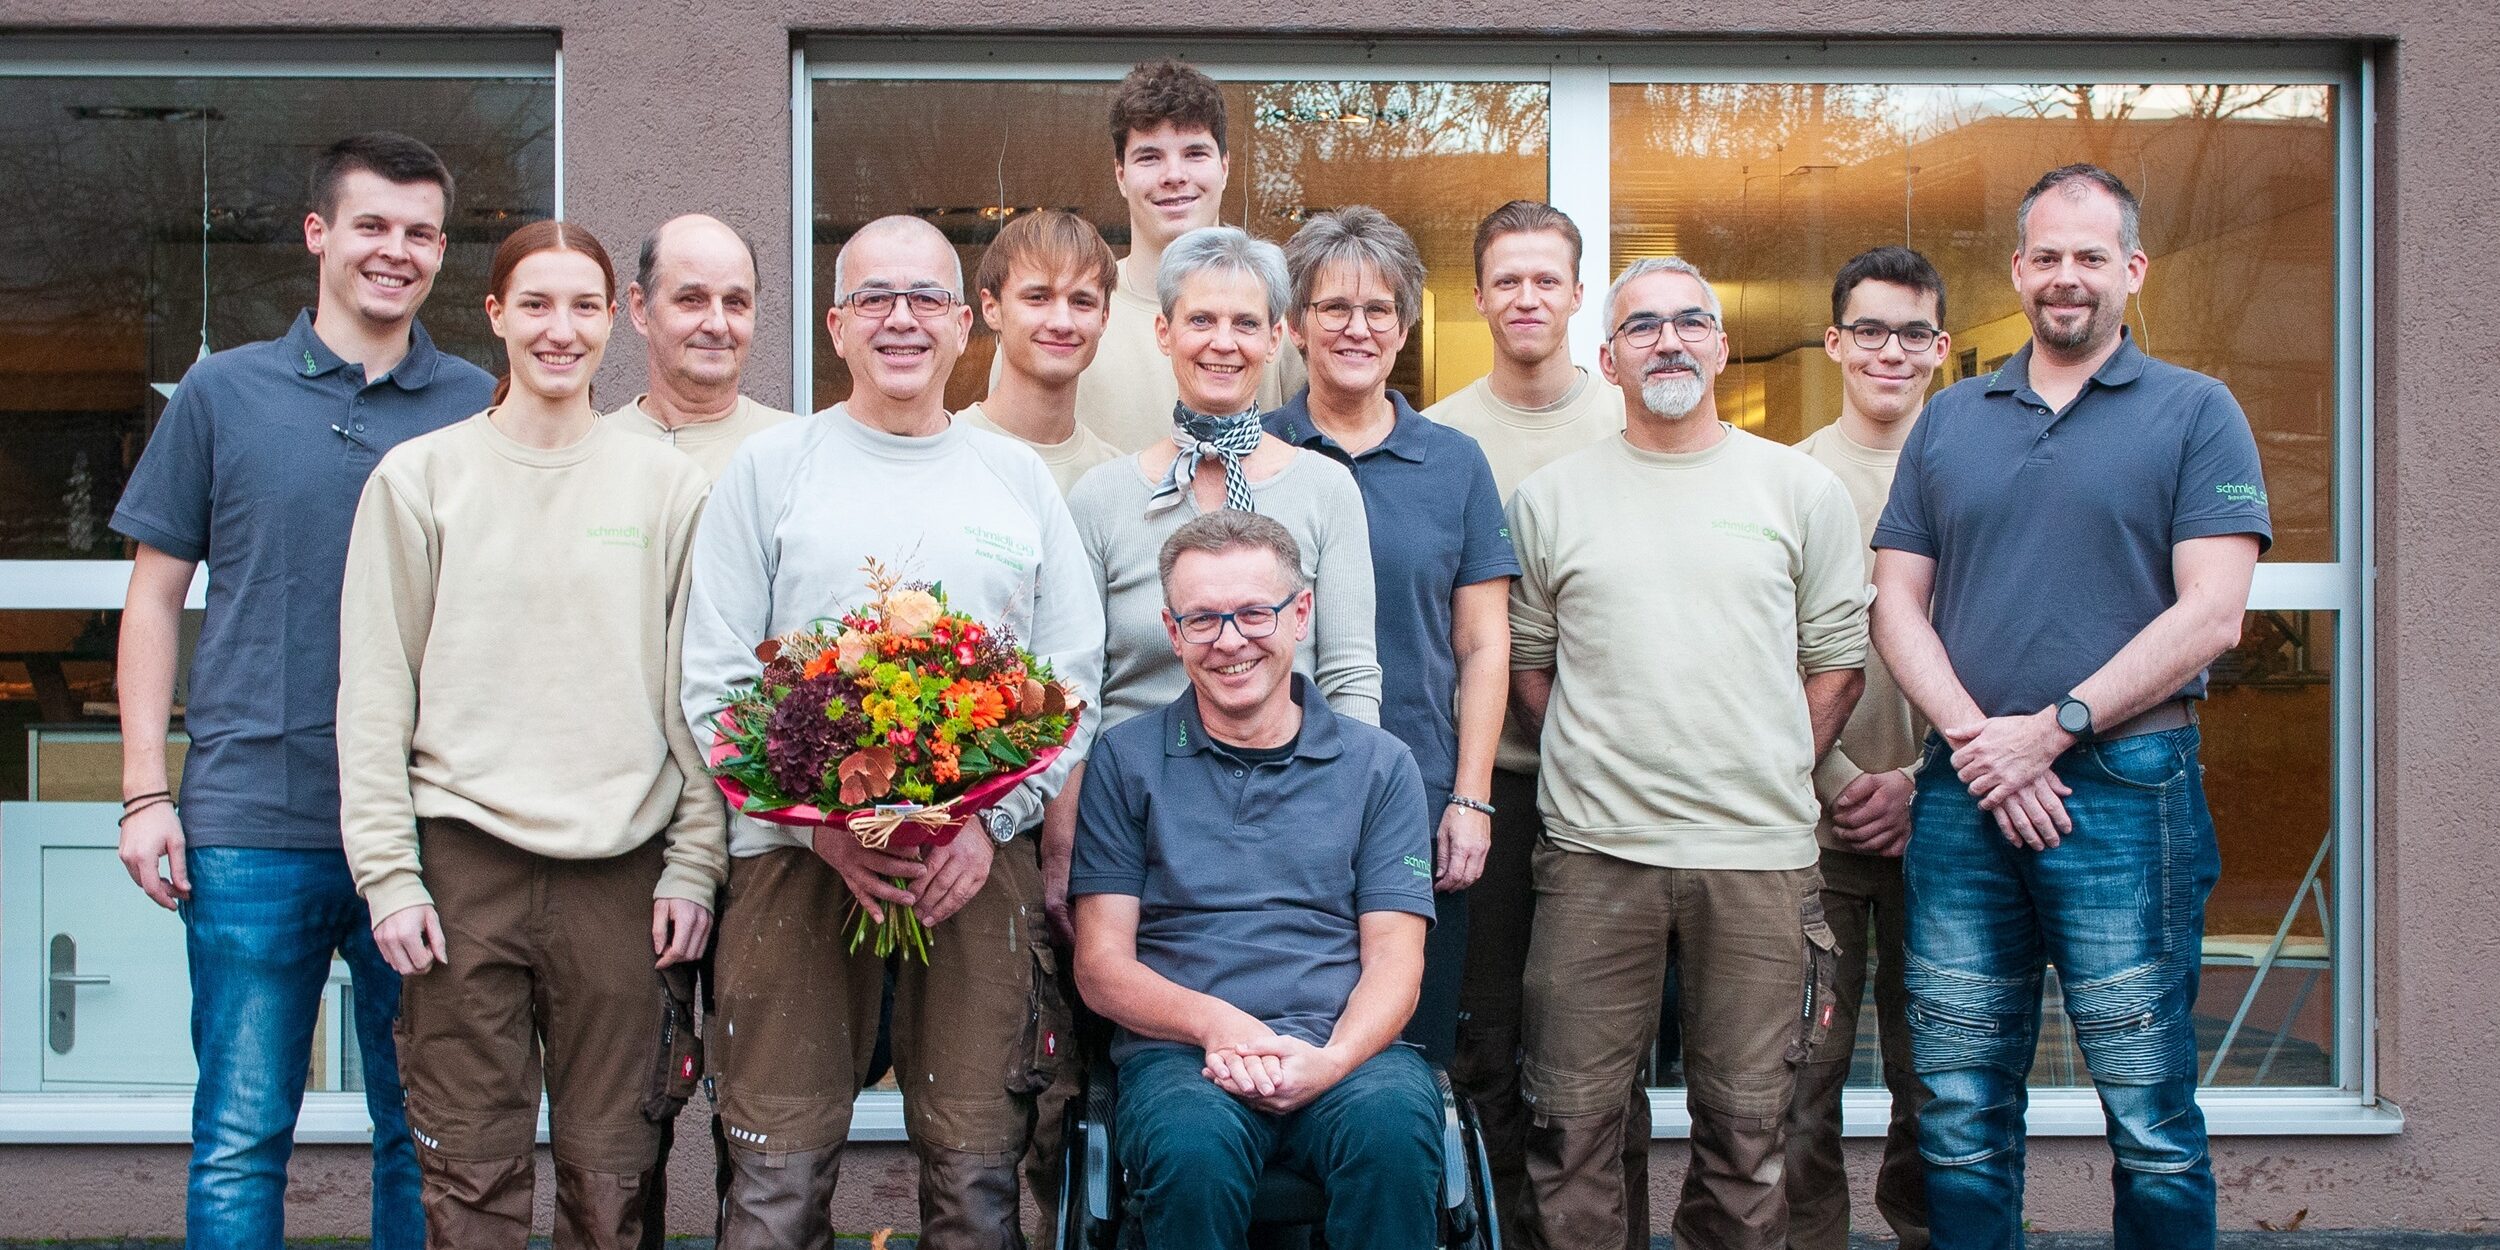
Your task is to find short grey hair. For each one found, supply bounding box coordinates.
[1158,227,1291,327]
[1283,206,1426,332]
[2016,163,2143,256]
[1157,511,1310,600]
[832,214,964,302]
[1605,256,1721,328]
[636,213,761,301]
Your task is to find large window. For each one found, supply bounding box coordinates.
[804,40,2378,1135]
[0,36,556,1127]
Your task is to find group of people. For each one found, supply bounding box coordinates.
[111,55,2268,1250]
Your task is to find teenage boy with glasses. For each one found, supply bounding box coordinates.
[1783,245,1954,1250]
[111,132,493,1250]
[1509,256,1869,1250]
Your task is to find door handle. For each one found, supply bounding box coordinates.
[49,974,111,987]
[47,933,102,1054]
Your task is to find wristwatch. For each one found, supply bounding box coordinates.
[982,806,1018,844]
[2054,694,2094,737]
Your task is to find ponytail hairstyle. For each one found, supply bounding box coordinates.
[485,219,618,405]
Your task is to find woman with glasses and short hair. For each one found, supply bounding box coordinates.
[1261,206,1518,1064]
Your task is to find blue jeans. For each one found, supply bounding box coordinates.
[183,847,422,1250]
[1116,1042,1443,1250]
[1903,726,2219,1250]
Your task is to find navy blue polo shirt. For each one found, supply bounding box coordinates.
[1871,330,2272,718]
[1071,675,1436,1061]
[110,310,494,850]
[1265,391,1519,797]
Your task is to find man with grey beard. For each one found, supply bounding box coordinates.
[1506,256,1870,1249]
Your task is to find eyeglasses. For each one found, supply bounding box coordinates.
[1306,299,1401,334]
[1171,593,1300,645]
[1838,321,1941,353]
[838,287,958,318]
[1610,311,1719,350]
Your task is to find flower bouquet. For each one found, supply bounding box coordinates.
[706,560,1081,960]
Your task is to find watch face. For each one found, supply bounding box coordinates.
[2058,700,2091,734]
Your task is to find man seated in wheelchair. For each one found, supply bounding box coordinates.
[1071,511,1444,1248]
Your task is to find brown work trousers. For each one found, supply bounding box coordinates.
[1518,845,1835,1250]
[710,835,1067,1250]
[1453,769,1651,1249]
[1784,845,1930,1250]
[395,819,701,1250]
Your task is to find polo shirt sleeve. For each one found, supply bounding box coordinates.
[109,367,218,562]
[1506,484,1559,671]
[1355,745,1437,920]
[1453,440,1523,586]
[2170,382,2275,553]
[1069,735,1148,898]
[1870,402,1938,558]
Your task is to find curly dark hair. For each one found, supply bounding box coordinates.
[1110,60,1227,160]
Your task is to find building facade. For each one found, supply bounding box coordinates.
[0,1,2490,1237]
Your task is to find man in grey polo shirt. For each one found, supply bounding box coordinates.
[1072,511,1443,1249]
[110,132,493,1249]
[1872,164,2269,1250]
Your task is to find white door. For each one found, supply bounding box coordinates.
[41,844,196,1088]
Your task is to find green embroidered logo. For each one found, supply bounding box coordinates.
[1498,525,1511,540]
[302,350,319,376]
[1403,854,1432,878]
[2215,482,2269,506]
[1710,519,1785,543]
[587,524,650,550]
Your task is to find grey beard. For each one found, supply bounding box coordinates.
[1641,371,1705,419]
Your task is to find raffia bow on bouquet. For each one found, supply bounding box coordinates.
[705,559,1081,960]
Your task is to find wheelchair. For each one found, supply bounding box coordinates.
[1057,1050,1501,1249]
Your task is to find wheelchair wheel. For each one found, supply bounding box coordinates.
[1436,1064,1501,1250]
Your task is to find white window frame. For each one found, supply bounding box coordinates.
[798,36,2389,1141]
[0,33,562,1145]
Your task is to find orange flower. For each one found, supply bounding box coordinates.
[803,649,841,680]
[931,741,962,784]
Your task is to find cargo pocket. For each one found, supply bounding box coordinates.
[1788,892,1843,1066]
[642,964,703,1122]
[1005,934,1074,1097]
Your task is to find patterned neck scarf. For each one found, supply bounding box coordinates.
[1147,402,1264,515]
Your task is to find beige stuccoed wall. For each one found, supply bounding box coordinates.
[1,0,2495,1238]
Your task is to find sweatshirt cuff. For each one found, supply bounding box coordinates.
[1812,750,1866,807]
[655,863,719,911]
[364,873,435,928]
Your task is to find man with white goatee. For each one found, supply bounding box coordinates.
[1507,256,1869,1250]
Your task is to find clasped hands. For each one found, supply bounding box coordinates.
[1202,1011,1348,1114]
[1942,707,2078,851]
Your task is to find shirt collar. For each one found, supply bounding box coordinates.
[1264,389,1430,465]
[282,308,447,391]
[1164,674,1344,761]
[1986,326,2145,398]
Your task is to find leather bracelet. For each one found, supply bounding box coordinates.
[121,788,171,808]
[118,796,174,826]
[1447,794,1497,817]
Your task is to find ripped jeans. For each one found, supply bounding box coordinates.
[1903,726,2219,1250]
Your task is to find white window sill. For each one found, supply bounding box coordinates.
[0,1088,2402,1145]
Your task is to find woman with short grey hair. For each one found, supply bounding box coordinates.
[1060,225,1382,873]
[1265,206,1520,1065]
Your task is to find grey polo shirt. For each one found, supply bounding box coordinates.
[1871,331,2272,719]
[1071,675,1436,1062]
[110,310,494,850]
[1265,390,1520,798]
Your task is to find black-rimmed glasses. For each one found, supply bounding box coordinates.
[1610,311,1719,350]
[838,287,958,318]
[1838,321,1941,352]
[1171,593,1299,644]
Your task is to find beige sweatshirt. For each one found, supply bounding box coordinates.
[602,394,796,483]
[1007,254,1306,455]
[1508,427,1870,870]
[957,401,1122,496]
[339,413,727,923]
[1795,423,1929,850]
[1424,367,1623,773]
